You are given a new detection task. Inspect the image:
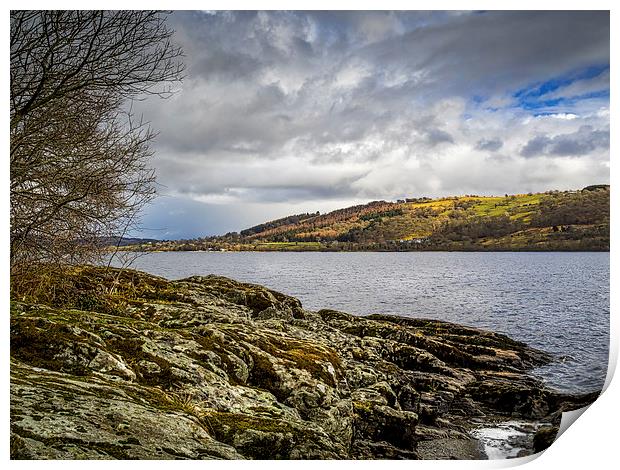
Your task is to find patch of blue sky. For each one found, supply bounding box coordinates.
[512,64,609,110]
[514,64,608,98]
[518,89,609,111]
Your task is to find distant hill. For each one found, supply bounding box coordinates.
[122,186,609,252]
[240,212,320,237]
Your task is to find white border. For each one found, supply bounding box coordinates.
[2,2,616,469]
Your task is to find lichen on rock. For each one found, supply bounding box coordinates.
[10,266,598,460]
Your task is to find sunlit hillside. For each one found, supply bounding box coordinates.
[125,186,609,252]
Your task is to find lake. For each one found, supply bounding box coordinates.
[110,251,609,394]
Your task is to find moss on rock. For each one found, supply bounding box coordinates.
[10,266,598,460]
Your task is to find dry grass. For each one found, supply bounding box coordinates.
[10,264,173,315]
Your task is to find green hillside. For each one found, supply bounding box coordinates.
[127,186,610,252]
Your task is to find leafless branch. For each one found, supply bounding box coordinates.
[10,10,184,274]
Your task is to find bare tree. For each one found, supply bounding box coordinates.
[10,10,184,274]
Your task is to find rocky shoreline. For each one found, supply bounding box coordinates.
[10,267,598,459]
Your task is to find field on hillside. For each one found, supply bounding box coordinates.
[119,186,609,252]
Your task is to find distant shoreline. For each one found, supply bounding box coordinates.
[111,247,610,253]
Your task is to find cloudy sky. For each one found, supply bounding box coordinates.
[132,10,610,240]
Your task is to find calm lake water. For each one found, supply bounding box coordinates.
[110,251,609,394]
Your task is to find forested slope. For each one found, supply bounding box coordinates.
[128,186,609,252]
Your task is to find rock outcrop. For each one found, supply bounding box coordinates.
[10,267,596,459]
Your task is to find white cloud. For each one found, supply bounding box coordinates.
[542,113,578,120]
[130,11,609,238]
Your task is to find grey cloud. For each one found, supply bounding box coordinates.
[127,11,609,238]
[476,138,503,152]
[356,11,609,99]
[194,49,263,81]
[546,69,610,100]
[520,136,552,158]
[154,152,372,205]
[549,126,610,156]
[145,11,609,163]
[425,129,454,146]
[238,182,365,204]
[521,126,609,158]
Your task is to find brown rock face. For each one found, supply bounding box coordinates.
[10,267,597,460]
